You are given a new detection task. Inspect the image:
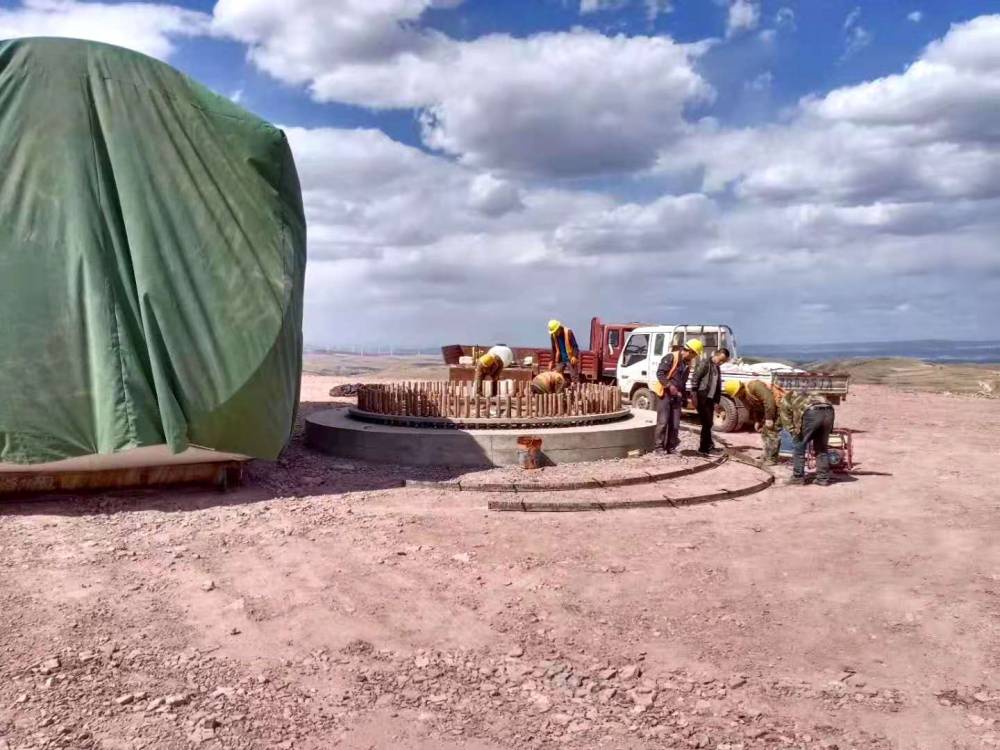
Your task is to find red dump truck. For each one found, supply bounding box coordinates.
[441,318,644,384]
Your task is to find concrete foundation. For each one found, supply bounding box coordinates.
[305,408,656,468]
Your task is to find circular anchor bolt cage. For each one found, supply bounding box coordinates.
[352,380,629,430]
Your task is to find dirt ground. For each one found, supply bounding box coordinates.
[1,375,999,750]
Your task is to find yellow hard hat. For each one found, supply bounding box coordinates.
[547,319,562,334]
[685,338,704,356]
[723,380,742,398]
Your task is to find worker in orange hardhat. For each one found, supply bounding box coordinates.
[473,345,514,396]
[723,379,781,465]
[530,370,567,395]
[653,339,704,454]
[547,320,581,384]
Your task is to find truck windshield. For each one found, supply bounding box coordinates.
[622,334,648,367]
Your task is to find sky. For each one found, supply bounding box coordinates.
[1,0,999,349]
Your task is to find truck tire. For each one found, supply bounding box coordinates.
[714,395,749,433]
[630,387,655,411]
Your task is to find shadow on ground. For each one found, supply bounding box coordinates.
[0,402,496,517]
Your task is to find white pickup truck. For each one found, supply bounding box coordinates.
[616,324,850,432]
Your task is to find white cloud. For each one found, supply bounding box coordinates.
[0,0,209,59]
[809,15,1000,141]
[843,6,862,31]
[579,0,671,19]
[212,0,451,87]
[213,1,711,178]
[775,7,795,30]
[745,71,773,92]
[841,6,872,59]
[843,25,873,59]
[907,10,923,23]
[579,0,627,13]
[644,0,673,20]
[468,174,524,218]
[413,32,711,176]
[704,246,742,263]
[284,125,612,259]
[726,0,760,38]
[553,193,717,256]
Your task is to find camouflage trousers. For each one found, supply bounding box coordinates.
[752,409,781,463]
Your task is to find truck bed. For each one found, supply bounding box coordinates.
[721,363,850,403]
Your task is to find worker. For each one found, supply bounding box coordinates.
[780,391,836,486]
[472,345,513,396]
[722,379,781,465]
[530,370,567,394]
[691,347,730,455]
[547,320,580,384]
[654,339,704,454]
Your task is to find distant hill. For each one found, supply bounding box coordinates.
[743,339,1000,365]
[805,357,999,396]
[303,352,444,380]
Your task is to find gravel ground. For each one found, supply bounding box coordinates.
[1,378,998,749]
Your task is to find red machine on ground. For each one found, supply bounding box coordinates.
[442,318,644,384]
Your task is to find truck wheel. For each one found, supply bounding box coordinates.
[631,387,655,411]
[714,396,749,433]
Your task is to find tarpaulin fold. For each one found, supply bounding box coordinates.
[0,37,306,464]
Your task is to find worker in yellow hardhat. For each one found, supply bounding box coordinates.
[530,370,567,395]
[723,379,781,465]
[547,319,581,384]
[473,345,514,396]
[653,338,704,454]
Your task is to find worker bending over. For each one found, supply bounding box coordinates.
[654,339,703,454]
[531,370,567,394]
[723,379,781,465]
[473,345,513,396]
[780,391,836,486]
[547,320,580,383]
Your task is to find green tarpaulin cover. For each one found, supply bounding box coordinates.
[0,38,306,465]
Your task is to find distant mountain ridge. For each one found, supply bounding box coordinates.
[742,340,1000,365]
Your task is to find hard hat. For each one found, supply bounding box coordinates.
[723,380,742,398]
[487,345,514,368]
[548,319,561,334]
[685,338,705,356]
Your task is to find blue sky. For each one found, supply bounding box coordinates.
[1,0,999,348]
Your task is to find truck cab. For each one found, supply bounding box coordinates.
[617,325,737,410]
[590,317,644,381]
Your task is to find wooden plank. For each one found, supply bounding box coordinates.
[0,460,245,495]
